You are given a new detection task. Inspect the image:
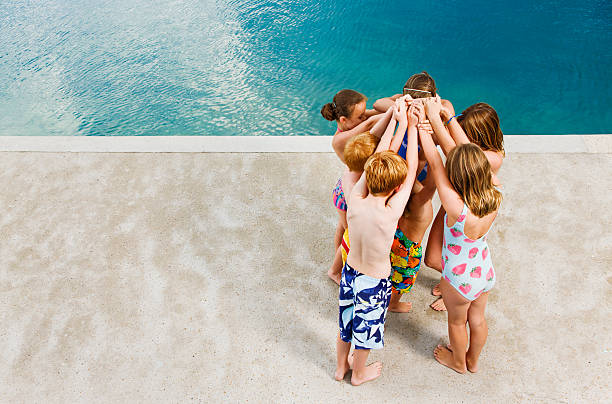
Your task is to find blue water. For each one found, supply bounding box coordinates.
[1,0,611,136]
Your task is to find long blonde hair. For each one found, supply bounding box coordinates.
[446,144,502,217]
[457,103,505,156]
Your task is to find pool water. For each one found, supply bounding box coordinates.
[1,0,611,136]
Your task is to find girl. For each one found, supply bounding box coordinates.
[321,89,382,284]
[425,100,505,311]
[419,106,502,373]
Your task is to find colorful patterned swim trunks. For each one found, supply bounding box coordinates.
[339,262,392,350]
[332,177,347,212]
[389,228,423,294]
[341,228,422,295]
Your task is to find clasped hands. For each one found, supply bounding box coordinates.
[391,94,452,141]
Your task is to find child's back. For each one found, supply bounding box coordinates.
[397,179,435,244]
[335,101,419,386]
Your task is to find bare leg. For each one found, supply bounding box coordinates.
[328,211,347,284]
[425,207,445,274]
[351,349,382,386]
[335,333,351,381]
[433,278,469,374]
[466,291,489,373]
[426,207,447,310]
[388,290,412,313]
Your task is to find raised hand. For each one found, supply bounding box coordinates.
[414,102,426,123]
[400,93,413,102]
[418,120,434,135]
[394,97,408,122]
[424,96,442,120]
[407,104,419,127]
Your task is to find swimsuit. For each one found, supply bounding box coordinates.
[339,262,392,350]
[332,125,348,211]
[341,228,350,263]
[398,130,428,181]
[332,178,347,211]
[340,228,422,294]
[441,203,496,300]
[389,228,423,294]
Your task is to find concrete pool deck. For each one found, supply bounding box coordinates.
[0,135,611,403]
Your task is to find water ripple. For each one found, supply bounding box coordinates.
[0,0,610,136]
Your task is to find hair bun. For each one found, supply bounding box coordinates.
[320,102,337,121]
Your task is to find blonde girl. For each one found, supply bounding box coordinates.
[425,100,505,311]
[419,117,502,373]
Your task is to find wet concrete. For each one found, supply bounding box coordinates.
[0,151,610,402]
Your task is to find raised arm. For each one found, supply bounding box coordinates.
[424,96,456,156]
[373,94,403,112]
[374,111,397,153]
[418,126,464,221]
[387,104,419,215]
[365,108,381,118]
[389,97,408,153]
[439,99,470,146]
[346,171,368,206]
[370,106,395,139]
[331,113,384,162]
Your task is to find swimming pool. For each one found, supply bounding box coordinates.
[1,0,610,136]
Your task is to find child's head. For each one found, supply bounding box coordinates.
[364,151,408,196]
[403,71,437,99]
[446,143,502,217]
[321,89,367,130]
[457,103,505,156]
[344,131,380,172]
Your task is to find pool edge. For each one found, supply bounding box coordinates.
[0,135,610,153]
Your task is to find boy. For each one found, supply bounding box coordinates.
[335,101,419,386]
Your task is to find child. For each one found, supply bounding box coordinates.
[322,90,384,284]
[388,172,436,312]
[419,102,502,373]
[341,179,435,313]
[340,102,435,312]
[424,100,505,311]
[322,89,383,160]
[373,71,440,112]
[373,71,454,154]
[335,100,419,386]
[340,103,404,205]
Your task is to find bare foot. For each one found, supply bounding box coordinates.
[432,282,442,296]
[430,297,447,311]
[466,357,479,373]
[334,360,350,381]
[433,345,466,374]
[351,362,383,386]
[328,268,341,285]
[389,300,412,313]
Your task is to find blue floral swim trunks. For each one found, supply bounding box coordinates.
[339,262,392,350]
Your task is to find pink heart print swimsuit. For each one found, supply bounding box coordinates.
[441,203,496,300]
